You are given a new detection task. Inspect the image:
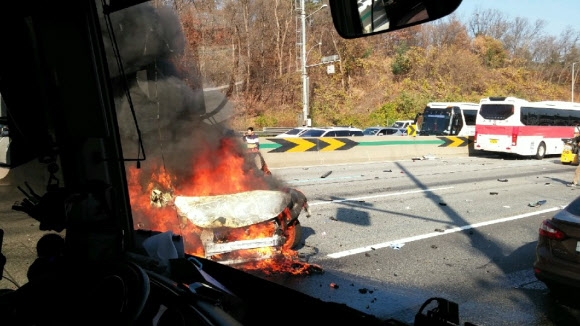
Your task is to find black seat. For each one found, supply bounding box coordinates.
[0,260,150,325]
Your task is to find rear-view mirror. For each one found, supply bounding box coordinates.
[329,0,464,39]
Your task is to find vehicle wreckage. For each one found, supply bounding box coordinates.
[149,187,311,265]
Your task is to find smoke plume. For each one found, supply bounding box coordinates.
[102,2,280,191]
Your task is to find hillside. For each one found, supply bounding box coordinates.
[167,1,580,130]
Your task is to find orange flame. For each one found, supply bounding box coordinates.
[128,136,314,274]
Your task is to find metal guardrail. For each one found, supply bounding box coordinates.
[262,127,292,132]
[237,127,293,137]
[257,127,293,136]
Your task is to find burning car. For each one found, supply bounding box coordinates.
[122,124,315,273]
[148,187,310,266]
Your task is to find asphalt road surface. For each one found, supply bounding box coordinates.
[2,154,580,325]
[259,154,580,326]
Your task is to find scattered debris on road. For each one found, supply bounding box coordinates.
[389,243,404,250]
[528,200,547,207]
[321,171,332,178]
[412,154,438,161]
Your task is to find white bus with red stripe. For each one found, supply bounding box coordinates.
[474,97,580,159]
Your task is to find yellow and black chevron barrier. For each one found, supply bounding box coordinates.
[268,138,358,152]
[436,136,473,147]
[406,124,418,136]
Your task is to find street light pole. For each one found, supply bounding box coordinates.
[300,1,327,127]
[573,62,577,102]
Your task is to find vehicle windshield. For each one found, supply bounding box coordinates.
[479,104,514,120]
[285,128,305,136]
[300,129,326,137]
[419,108,451,135]
[363,128,380,135]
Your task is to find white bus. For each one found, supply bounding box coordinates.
[417,102,479,136]
[474,97,580,159]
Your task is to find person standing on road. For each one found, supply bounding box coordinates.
[569,159,580,187]
[243,127,271,175]
[567,135,580,187]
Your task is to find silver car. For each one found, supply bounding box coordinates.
[274,127,310,138]
[300,127,364,137]
[363,127,407,136]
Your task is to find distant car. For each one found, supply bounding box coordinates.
[300,127,364,137]
[534,195,580,294]
[363,127,407,136]
[275,127,310,138]
[397,128,408,136]
[391,120,415,129]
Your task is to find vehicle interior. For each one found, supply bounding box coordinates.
[0,0,464,325]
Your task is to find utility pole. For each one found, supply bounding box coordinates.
[299,1,327,127]
[573,62,577,102]
[300,0,308,126]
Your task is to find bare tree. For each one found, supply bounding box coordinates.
[502,17,546,61]
[467,8,510,40]
[274,0,292,76]
[241,0,251,91]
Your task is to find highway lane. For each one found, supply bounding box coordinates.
[262,154,580,325]
[273,155,576,257]
[2,153,579,325]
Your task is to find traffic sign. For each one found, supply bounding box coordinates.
[407,125,417,136]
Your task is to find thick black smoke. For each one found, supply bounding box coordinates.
[102,2,280,191]
[102,3,227,188]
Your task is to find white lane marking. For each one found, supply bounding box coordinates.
[309,186,454,206]
[327,206,564,258]
[286,175,362,184]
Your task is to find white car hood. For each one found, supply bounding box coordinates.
[174,190,291,228]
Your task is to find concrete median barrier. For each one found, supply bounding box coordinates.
[260,136,476,168]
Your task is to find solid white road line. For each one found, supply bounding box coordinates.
[327,206,564,259]
[308,186,455,206]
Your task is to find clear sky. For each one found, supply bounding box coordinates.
[451,0,579,37]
